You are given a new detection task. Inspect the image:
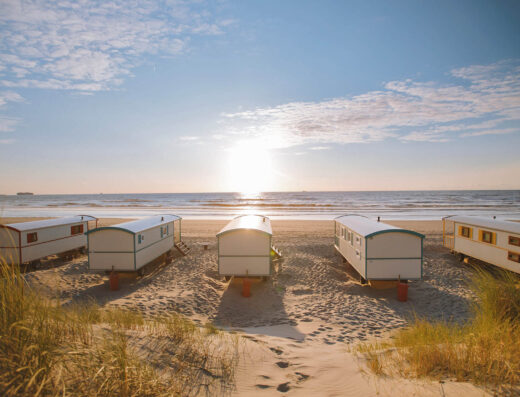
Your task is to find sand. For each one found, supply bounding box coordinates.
[1,217,489,396]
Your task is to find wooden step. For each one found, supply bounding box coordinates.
[271,245,282,258]
[175,241,191,256]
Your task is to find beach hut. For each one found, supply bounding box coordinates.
[334,215,424,281]
[0,215,98,265]
[86,215,183,272]
[442,215,520,274]
[217,215,277,278]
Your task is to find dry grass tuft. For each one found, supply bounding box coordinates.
[0,258,239,396]
[358,269,520,392]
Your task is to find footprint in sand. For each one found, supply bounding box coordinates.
[270,347,283,355]
[294,372,309,382]
[255,384,272,389]
[277,382,291,393]
[276,361,289,368]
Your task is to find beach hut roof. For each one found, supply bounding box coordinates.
[217,214,272,237]
[443,215,520,234]
[1,215,97,232]
[335,214,424,239]
[86,214,181,235]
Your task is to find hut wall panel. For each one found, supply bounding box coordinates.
[0,248,19,265]
[0,228,17,247]
[89,252,135,271]
[89,230,133,252]
[366,259,421,279]
[23,234,86,262]
[337,235,365,277]
[219,231,269,256]
[454,224,520,274]
[135,235,174,270]
[367,233,421,258]
[219,256,270,276]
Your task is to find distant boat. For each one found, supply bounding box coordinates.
[17,192,34,196]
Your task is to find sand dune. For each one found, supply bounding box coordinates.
[4,218,489,396]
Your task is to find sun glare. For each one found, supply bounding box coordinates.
[226,140,274,194]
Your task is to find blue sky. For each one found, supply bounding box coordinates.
[0,0,519,194]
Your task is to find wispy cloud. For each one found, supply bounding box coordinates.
[0,0,232,93]
[221,60,520,147]
[310,146,331,150]
[179,136,200,141]
[0,138,15,144]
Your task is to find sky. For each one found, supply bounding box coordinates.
[0,0,519,194]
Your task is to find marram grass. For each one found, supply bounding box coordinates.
[358,269,520,391]
[0,257,238,396]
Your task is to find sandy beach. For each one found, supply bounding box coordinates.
[1,217,488,396]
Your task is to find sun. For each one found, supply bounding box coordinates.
[225,140,274,194]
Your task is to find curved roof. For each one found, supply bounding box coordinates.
[217,214,272,237]
[443,215,520,234]
[1,215,97,232]
[335,214,424,239]
[86,214,181,235]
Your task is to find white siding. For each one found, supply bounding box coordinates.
[367,233,421,258]
[0,228,19,265]
[87,221,176,272]
[335,221,423,280]
[219,256,270,276]
[1,221,89,265]
[218,230,271,276]
[453,222,520,274]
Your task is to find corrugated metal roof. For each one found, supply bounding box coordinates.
[217,215,272,236]
[89,214,181,234]
[2,215,97,232]
[444,215,520,234]
[335,214,424,238]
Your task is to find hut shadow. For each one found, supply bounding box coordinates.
[339,247,473,324]
[212,277,295,330]
[63,250,184,308]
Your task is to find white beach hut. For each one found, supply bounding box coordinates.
[0,215,98,265]
[217,215,276,278]
[334,215,424,281]
[442,215,520,274]
[86,215,183,272]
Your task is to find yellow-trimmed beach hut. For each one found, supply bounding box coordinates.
[0,215,98,265]
[217,214,275,278]
[442,215,520,274]
[86,214,182,272]
[334,214,424,282]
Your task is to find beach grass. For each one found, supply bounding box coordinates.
[358,268,520,390]
[0,257,239,397]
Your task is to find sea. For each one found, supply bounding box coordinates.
[1,191,519,221]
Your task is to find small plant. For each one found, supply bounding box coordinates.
[0,258,239,396]
[358,269,520,391]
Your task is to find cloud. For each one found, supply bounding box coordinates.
[0,138,15,144]
[0,116,19,132]
[179,136,200,141]
[0,0,232,92]
[0,91,24,107]
[221,60,520,147]
[310,146,331,150]
[460,128,518,137]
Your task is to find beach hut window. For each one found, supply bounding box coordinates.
[355,236,361,245]
[479,230,496,245]
[508,252,520,263]
[459,226,472,238]
[336,223,340,236]
[509,236,520,247]
[349,232,353,245]
[27,232,38,243]
[138,235,142,244]
[355,249,360,259]
[71,224,84,235]
[167,225,169,235]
